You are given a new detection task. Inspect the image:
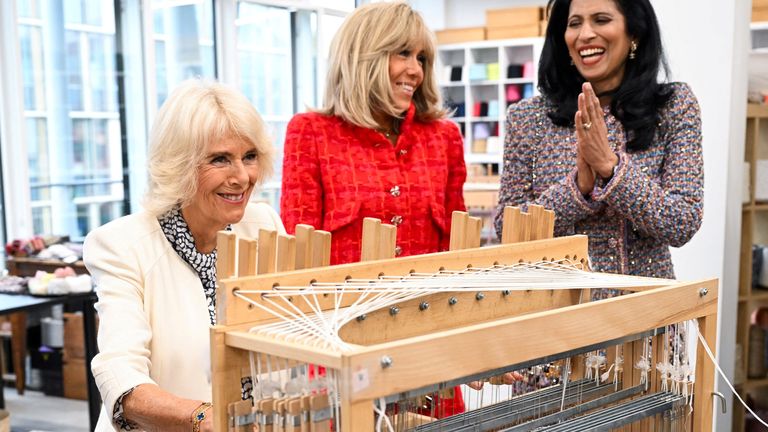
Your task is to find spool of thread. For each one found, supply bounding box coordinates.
[748,324,767,378]
[754,245,764,287]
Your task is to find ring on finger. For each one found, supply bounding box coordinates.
[582,121,592,131]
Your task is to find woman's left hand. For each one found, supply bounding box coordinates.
[575,82,618,179]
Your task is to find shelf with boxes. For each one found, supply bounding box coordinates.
[436,35,543,245]
[437,37,543,180]
[434,6,547,243]
[735,103,768,430]
[434,5,546,182]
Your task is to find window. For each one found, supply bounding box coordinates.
[235,1,350,208]
[236,1,293,205]
[3,0,354,242]
[150,0,215,107]
[17,1,123,240]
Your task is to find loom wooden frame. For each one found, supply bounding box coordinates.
[210,235,718,431]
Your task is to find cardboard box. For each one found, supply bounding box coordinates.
[754,6,768,22]
[471,139,487,154]
[62,356,87,400]
[63,312,99,359]
[487,25,541,40]
[63,312,85,359]
[755,0,768,8]
[436,27,486,45]
[486,7,543,28]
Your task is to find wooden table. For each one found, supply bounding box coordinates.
[5,257,87,277]
[3,257,98,431]
[4,257,89,394]
[0,292,99,431]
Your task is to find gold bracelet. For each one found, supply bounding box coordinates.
[191,402,212,432]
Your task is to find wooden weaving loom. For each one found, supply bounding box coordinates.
[209,207,719,431]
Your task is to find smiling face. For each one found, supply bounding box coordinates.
[565,0,633,95]
[183,136,260,244]
[388,41,426,113]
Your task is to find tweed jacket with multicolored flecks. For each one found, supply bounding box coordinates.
[494,82,703,281]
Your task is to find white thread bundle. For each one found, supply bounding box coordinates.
[234,260,665,352]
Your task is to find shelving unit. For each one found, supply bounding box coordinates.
[437,37,543,243]
[437,37,544,180]
[734,103,768,430]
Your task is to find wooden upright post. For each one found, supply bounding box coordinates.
[361,218,382,262]
[277,234,296,272]
[379,224,397,259]
[257,229,277,274]
[216,231,237,279]
[210,326,247,432]
[694,313,718,432]
[237,238,258,277]
[311,230,331,268]
[449,211,468,250]
[466,216,483,248]
[501,206,522,244]
[294,224,314,270]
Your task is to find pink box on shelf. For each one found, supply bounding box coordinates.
[522,61,535,78]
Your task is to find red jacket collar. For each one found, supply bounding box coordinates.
[336,103,418,147]
[400,103,416,134]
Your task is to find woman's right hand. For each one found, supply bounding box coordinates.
[576,150,596,196]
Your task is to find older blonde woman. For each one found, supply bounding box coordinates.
[280,1,467,272]
[84,80,285,431]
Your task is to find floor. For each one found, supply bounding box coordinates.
[4,387,88,432]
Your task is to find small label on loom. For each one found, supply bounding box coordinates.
[352,368,370,393]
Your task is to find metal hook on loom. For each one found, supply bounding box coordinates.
[711,391,727,414]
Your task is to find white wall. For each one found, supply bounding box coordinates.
[414,1,749,430]
[653,2,748,430]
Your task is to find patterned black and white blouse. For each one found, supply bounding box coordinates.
[159,207,222,325]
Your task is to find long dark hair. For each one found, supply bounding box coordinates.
[539,0,672,151]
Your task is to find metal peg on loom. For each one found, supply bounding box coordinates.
[381,355,393,368]
[501,204,555,244]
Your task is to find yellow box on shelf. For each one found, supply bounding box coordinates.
[486,63,500,80]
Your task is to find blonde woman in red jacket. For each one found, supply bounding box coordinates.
[280,2,467,268]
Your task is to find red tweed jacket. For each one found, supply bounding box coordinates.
[280,104,467,265]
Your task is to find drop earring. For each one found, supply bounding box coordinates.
[629,41,638,60]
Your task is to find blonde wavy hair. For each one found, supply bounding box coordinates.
[319,1,448,127]
[143,79,274,217]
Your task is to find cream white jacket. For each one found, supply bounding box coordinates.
[83,203,285,431]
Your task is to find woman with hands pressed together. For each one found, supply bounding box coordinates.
[495,0,703,284]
